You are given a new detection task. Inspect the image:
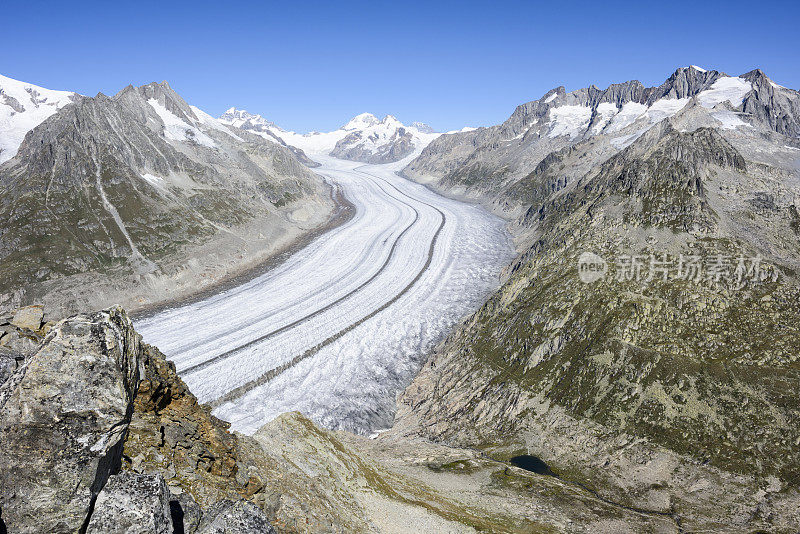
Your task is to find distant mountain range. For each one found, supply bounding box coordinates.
[219,108,440,164]
[404,66,800,216]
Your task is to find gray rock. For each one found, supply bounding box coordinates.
[170,492,203,534]
[10,305,43,331]
[196,500,274,534]
[0,307,142,533]
[0,324,42,356]
[86,472,172,534]
[0,346,25,389]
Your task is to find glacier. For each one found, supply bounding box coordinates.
[136,153,514,435]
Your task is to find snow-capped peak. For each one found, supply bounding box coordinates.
[220,108,442,163]
[218,107,276,130]
[343,113,380,130]
[380,114,404,128]
[689,65,708,73]
[0,74,78,164]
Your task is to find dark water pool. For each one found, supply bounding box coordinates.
[510,455,557,476]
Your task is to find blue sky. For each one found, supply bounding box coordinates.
[2,0,798,132]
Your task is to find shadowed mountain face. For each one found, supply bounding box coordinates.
[395,68,800,531]
[0,80,334,316]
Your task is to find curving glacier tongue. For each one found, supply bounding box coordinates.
[135,154,514,435]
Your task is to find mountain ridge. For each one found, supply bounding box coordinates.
[220,108,440,164]
[402,66,800,220]
[0,76,336,317]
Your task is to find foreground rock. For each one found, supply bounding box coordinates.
[9,305,44,331]
[196,500,274,534]
[0,308,141,533]
[122,341,264,506]
[86,472,173,534]
[0,307,281,533]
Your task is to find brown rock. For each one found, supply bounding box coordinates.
[10,305,44,331]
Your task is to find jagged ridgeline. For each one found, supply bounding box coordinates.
[218,109,441,164]
[0,78,334,317]
[396,67,800,530]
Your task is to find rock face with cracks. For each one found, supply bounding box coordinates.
[86,471,174,534]
[0,307,281,533]
[0,308,141,533]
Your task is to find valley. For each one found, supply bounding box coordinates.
[135,154,514,435]
[3,60,800,533]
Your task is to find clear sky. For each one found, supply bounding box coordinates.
[2,0,798,132]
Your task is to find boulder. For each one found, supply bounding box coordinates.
[10,305,44,331]
[86,471,172,534]
[196,500,274,534]
[170,491,203,534]
[0,307,142,533]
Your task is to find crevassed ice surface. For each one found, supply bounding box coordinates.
[136,154,514,435]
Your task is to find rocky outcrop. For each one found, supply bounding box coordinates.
[0,307,285,533]
[86,472,173,534]
[0,308,141,533]
[122,342,265,506]
[741,68,800,137]
[196,500,274,534]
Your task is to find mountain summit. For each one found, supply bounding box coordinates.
[404,66,800,213]
[220,110,440,164]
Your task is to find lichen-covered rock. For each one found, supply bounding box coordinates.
[196,500,274,534]
[122,343,262,506]
[10,305,44,331]
[86,471,173,534]
[0,307,142,533]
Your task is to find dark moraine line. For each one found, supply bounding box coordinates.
[182,177,422,375]
[208,172,447,408]
[132,178,355,321]
[167,176,393,360]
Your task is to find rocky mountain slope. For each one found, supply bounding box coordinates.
[403,67,800,218]
[392,68,800,531]
[220,109,439,163]
[0,78,336,317]
[2,306,699,533]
